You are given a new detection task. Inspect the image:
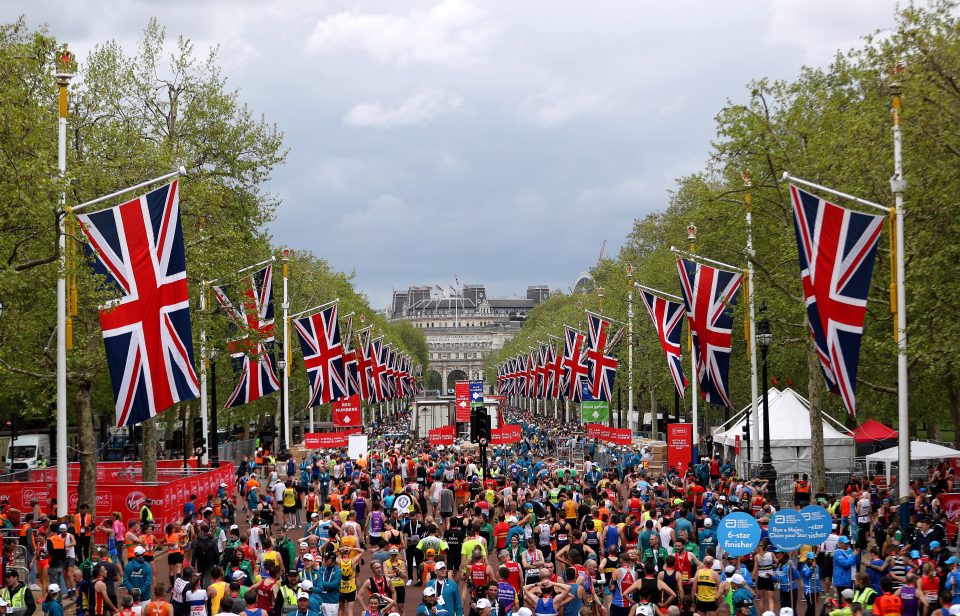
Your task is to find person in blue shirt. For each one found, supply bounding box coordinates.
[776,551,801,613]
[183,495,197,520]
[833,536,857,594]
[123,547,154,602]
[731,574,757,616]
[423,562,462,616]
[317,551,342,616]
[698,518,717,560]
[41,586,65,616]
[799,552,822,609]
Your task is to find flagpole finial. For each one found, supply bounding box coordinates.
[281,246,290,262]
[687,223,697,243]
[178,165,187,176]
[780,171,790,183]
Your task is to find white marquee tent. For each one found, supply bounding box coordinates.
[865,441,960,483]
[713,387,856,474]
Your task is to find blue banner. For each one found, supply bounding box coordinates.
[718,512,762,557]
[469,380,484,409]
[799,505,833,545]
[767,510,809,551]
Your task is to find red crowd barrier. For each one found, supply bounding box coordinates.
[4,462,235,532]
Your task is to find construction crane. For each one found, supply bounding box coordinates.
[597,239,607,267]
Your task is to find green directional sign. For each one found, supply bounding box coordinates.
[581,400,609,422]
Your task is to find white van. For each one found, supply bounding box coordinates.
[6,434,51,471]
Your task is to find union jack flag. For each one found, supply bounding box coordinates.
[562,326,589,402]
[639,290,688,398]
[676,257,743,408]
[294,304,348,407]
[515,353,527,396]
[77,181,199,428]
[368,336,387,402]
[341,313,361,398]
[585,313,619,401]
[538,342,552,400]
[354,328,373,401]
[526,351,537,398]
[790,184,884,416]
[547,342,565,400]
[212,264,281,409]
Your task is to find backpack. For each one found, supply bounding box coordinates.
[194,534,218,566]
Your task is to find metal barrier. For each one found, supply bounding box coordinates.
[218,438,257,464]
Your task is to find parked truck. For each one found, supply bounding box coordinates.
[5,433,51,471]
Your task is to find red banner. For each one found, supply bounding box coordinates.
[455,381,471,422]
[587,423,632,445]
[304,428,360,449]
[490,424,522,445]
[332,395,362,427]
[942,493,960,539]
[667,423,693,475]
[428,425,455,446]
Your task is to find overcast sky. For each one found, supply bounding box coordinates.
[8,0,908,309]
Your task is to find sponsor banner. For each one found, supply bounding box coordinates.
[667,423,693,475]
[332,395,362,427]
[798,505,833,544]
[581,383,609,421]
[586,423,632,445]
[30,459,201,483]
[304,428,361,449]
[767,510,808,551]
[718,512,762,557]
[428,425,455,446]
[469,380,484,409]
[455,381,471,422]
[490,424,522,445]
[941,493,960,538]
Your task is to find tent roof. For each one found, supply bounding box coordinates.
[714,387,854,447]
[865,441,960,462]
[851,419,898,444]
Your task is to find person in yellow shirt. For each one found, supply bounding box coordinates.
[282,481,297,529]
[260,537,284,577]
[338,545,364,616]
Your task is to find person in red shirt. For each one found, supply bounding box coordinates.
[873,579,902,616]
[493,515,510,552]
[498,549,523,596]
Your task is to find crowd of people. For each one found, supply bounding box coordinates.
[1,404,959,616]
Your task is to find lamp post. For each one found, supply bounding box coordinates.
[756,315,778,505]
[278,353,288,452]
[209,348,220,467]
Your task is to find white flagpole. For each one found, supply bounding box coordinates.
[686,227,700,454]
[282,248,291,449]
[891,80,910,501]
[627,265,635,436]
[55,63,72,518]
[199,283,209,465]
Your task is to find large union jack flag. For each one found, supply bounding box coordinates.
[78,181,199,427]
[369,337,388,402]
[294,304,348,407]
[676,257,743,408]
[547,342,565,400]
[639,290,688,398]
[790,184,884,416]
[585,313,619,401]
[562,326,589,402]
[212,264,281,409]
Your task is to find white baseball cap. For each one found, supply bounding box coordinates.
[703,518,713,527]
[303,554,314,561]
[949,605,960,616]
[297,592,310,601]
[48,584,61,594]
[434,561,446,570]
[476,598,492,609]
[724,565,735,574]
[232,570,246,581]
[780,609,795,616]
[731,574,745,585]
[423,587,436,597]
[712,560,722,571]
[516,608,533,616]
[134,546,146,555]
[299,580,313,591]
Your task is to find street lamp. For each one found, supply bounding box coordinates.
[278,353,288,452]
[209,348,220,467]
[756,315,778,506]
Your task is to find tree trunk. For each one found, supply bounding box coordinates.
[76,380,98,517]
[648,368,657,439]
[928,421,941,442]
[805,315,826,493]
[142,417,158,483]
